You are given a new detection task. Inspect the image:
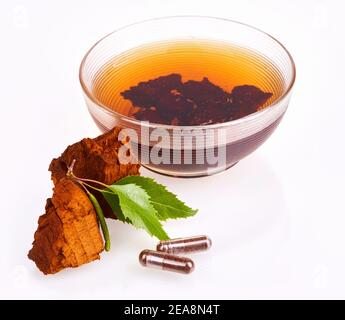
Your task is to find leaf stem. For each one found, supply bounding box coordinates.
[72,175,110,189]
[77,180,116,196]
[85,188,111,252]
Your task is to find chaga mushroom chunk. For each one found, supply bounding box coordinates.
[122,73,273,126]
[230,85,273,115]
[156,92,194,123]
[181,77,231,107]
[132,92,194,125]
[189,84,273,125]
[49,127,140,186]
[121,73,183,108]
[48,127,140,218]
[28,178,104,275]
[189,102,236,125]
[133,109,171,124]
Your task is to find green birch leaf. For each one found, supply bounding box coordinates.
[101,183,169,240]
[115,176,198,221]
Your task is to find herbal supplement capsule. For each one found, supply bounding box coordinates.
[139,250,194,274]
[156,235,212,254]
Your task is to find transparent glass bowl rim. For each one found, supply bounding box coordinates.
[79,15,296,130]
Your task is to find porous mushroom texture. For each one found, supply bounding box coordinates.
[48,127,140,218]
[28,178,104,274]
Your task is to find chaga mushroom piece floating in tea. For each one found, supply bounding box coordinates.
[121,74,273,126]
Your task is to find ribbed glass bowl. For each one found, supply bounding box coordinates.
[79,16,295,177]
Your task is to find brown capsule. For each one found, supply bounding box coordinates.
[139,250,194,274]
[156,235,212,254]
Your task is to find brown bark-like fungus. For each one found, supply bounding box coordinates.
[121,74,273,125]
[49,127,140,218]
[49,127,140,187]
[28,178,104,274]
[28,128,140,274]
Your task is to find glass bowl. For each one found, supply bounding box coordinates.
[79,16,296,178]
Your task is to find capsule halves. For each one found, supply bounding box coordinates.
[156,235,212,254]
[139,250,195,274]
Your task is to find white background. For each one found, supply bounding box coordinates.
[0,0,344,300]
